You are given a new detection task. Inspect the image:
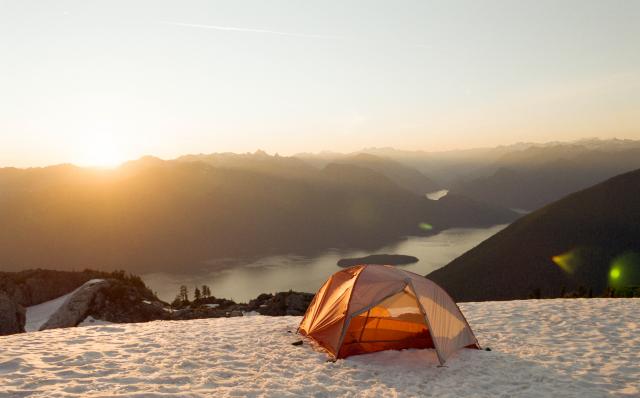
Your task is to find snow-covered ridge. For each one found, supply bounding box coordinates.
[1,298,638,397]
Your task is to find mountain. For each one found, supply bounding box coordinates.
[427,169,640,301]
[452,144,640,210]
[176,151,318,181]
[332,153,441,195]
[297,139,640,195]
[0,155,516,273]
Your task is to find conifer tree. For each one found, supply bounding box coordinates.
[179,285,189,303]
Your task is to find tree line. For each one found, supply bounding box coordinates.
[171,284,212,307]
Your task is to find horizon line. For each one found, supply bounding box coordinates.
[1,136,637,170]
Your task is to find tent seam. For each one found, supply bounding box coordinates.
[332,267,366,358]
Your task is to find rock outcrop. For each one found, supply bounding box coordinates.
[1,267,316,333]
[88,280,169,324]
[0,293,26,336]
[40,280,109,331]
[171,291,314,318]
[51,289,313,324]
[40,279,169,331]
[245,291,314,316]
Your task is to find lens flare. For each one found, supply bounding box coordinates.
[608,252,640,289]
[552,250,579,274]
[610,268,621,280]
[418,222,433,231]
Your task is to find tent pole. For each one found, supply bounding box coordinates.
[335,282,409,358]
[358,309,371,342]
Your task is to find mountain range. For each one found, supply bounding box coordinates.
[0,153,515,273]
[297,138,640,210]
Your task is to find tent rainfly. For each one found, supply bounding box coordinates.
[298,265,480,365]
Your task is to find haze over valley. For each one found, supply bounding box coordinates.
[2,138,640,301]
[1,147,518,274]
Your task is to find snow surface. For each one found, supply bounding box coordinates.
[24,279,105,332]
[2,298,638,397]
[77,316,113,327]
[426,189,449,201]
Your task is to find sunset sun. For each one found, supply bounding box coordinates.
[76,136,126,168]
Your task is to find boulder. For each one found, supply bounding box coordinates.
[40,278,171,330]
[39,280,109,331]
[0,293,26,336]
[89,280,169,323]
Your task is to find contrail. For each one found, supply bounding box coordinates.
[162,21,344,40]
[162,21,431,49]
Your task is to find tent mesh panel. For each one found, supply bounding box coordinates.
[338,286,434,357]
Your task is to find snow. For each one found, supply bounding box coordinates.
[426,189,449,201]
[78,316,113,327]
[2,298,638,397]
[24,279,105,332]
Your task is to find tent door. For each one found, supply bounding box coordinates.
[337,283,435,358]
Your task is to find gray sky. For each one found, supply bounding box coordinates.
[1,0,639,167]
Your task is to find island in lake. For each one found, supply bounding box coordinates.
[337,254,419,267]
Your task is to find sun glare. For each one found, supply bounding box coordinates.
[75,136,126,168]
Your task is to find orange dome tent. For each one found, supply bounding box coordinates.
[298,265,480,365]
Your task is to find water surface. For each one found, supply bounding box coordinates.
[144,224,506,303]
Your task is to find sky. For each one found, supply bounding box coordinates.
[1,0,639,167]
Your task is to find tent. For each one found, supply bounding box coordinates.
[298,265,479,364]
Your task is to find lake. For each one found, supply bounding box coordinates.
[143,224,507,303]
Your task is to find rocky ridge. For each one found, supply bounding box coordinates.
[0,269,315,336]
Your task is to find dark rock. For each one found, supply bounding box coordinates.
[291,340,303,346]
[0,293,26,336]
[337,254,419,267]
[284,292,312,315]
[246,291,314,316]
[188,296,236,310]
[89,279,169,324]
